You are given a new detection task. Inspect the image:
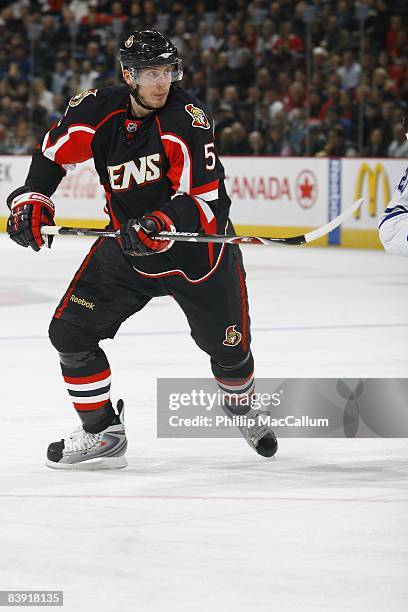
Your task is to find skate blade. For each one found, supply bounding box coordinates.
[45,456,128,470]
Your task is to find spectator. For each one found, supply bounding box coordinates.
[8,119,35,154]
[321,15,349,53]
[51,60,73,95]
[0,122,10,154]
[197,22,216,51]
[248,130,265,155]
[220,122,251,155]
[78,60,99,91]
[319,85,341,121]
[388,123,408,157]
[141,0,157,30]
[226,34,243,70]
[265,125,281,155]
[214,101,235,139]
[172,19,189,55]
[316,126,347,157]
[266,89,284,120]
[312,46,330,76]
[32,78,54,115]
[271,20,303,63]
[365,128,388,157]
[0,0,406,157]
[337,51,361,91]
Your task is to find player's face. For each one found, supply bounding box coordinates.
[138,72,171,108]
[126,66,172,109]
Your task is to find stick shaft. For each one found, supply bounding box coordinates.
[41,199,363,247]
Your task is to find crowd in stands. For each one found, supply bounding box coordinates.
[0,0,407,157]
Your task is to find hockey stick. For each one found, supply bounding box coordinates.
[41,199,363,246]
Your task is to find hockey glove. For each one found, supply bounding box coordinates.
[7,188,55,251]
[120,210,175,256]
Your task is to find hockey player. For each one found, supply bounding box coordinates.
[6,30,278,469]
[378,121,408,255]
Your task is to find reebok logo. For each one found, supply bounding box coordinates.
[70,294,95,310]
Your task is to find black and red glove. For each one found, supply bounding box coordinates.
[7,189,55,251]
[120,210,176,256]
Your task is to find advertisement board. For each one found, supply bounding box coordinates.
[222,156,327,231]
[339,158,406,248]
[1,154,405,249]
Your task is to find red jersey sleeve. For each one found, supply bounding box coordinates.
[41,88,99,170]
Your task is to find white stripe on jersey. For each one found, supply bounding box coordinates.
[195,188,219,202]
[194,195,215,224]
[161,133,191,193]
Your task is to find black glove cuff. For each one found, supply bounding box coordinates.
[6,186,32,210]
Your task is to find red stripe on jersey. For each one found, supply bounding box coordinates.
[54,238,105,319]
[155,115,163,136]
[156,117,192,193]
[73,399,109,411]
[63,367,111,385]
[236,263,248,353]
[95,108,126,130]
[43,109,126,166]
[53,129,94,165]
[191,180,219,196]
[166,143,187,192]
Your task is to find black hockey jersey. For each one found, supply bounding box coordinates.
[26,85,232,282]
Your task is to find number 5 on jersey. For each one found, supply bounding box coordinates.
[204,143,216,170]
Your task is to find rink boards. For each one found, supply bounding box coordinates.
[0,155,406,249]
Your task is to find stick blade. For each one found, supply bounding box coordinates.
[304,199,364,244]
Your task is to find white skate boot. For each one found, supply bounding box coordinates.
[224,406,278,457]
[45,400,127,470]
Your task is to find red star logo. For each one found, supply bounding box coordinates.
[299,176,314,199]
[295,170,318,208]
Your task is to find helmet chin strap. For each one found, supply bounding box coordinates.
[129,84,157,112]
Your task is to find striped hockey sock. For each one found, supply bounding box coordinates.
[60,348,115,432]
[211,352,255,414]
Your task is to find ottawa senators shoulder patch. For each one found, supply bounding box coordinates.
[69,88,98,107]
[185,103,210,129]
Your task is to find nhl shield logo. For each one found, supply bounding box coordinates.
[126,122,139,133]
[69,88,97,107]
[185,104,210,130]
[222,325,242,347]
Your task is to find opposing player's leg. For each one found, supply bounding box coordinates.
[46,237,167,469]
[168,245,277,457]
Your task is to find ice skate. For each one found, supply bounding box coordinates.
[45,400,127,470]
[224,406,278,458]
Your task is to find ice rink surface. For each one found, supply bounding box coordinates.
[0,234,407,611]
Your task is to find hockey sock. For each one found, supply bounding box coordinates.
[211,351,255,415]
[60,348,115,433]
